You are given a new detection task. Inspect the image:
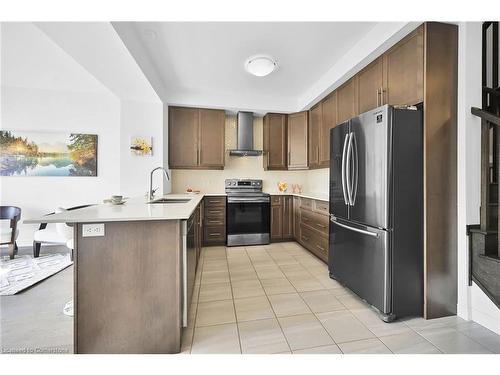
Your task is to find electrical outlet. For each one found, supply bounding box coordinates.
[82,223,105,237]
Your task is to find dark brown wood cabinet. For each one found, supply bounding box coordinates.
[336,77,358,125]
[296,197,329,263]
[287,111,309,170]
[308,103,322,168]
[168,107,199,168]
[263,113,287,170]
[320,92,337,167]
[168,106,225,170]
[198,109,226,168]
[357,56,385,113]
[203,196,226,246]
[384,25,424,106]
[270,195,293,241]
[282,196,294,239]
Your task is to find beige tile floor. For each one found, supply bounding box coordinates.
[2,244,500,354]
[181,242,500,354]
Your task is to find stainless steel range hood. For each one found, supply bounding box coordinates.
[229,112,262,156]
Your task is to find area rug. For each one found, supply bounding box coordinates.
[0,253,72,296]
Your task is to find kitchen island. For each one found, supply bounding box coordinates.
[25,194,204,354]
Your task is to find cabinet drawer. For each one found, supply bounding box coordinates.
[300,224,328,263]
[204,196,226,207]
[205,217,225,226]
[204,225,226,244]
[301,209,329,236]
[205,206,225,218]
[313,200,329,216]
[300,198,313,211]
[271,195,284,206]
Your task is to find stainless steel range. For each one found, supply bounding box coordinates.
[225,179,270,246]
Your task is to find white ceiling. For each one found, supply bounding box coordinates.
[34,22,161,103]
[1,23,105,93]
[123,22,378,112]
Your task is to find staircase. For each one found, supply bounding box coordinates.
[468,21,500,308]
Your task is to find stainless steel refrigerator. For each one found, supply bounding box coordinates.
[328,104,423,322]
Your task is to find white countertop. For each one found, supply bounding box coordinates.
[24,194,204,224]
[24,191,329,225]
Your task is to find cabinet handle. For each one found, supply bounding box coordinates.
[381,88,386,105]
[302,235,309,241]
[208,220,221,224]
[317,147,319,162]
[288,151,291,166]
[209,210,221,214]
[209,233,221,237]
[376,88,380,106]
[316,244,325,251]
[208,200,221,204]
[315,223,327,229]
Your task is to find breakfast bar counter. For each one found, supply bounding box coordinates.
[25,194,204,354]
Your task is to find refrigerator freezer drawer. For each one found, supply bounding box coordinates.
[329,217,391,315]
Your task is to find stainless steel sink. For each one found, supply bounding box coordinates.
[148,198,191,204]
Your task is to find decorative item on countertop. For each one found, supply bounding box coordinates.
[277,182,288,193]
[0,130,98,177]
[186,187,201,195]
[292,184,303,194]
[103,195,128,205]
[130,136,153,156]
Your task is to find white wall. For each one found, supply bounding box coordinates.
[1,86,121,246]
[119,100,165,197]
[1,23,164,247]
[456,22,500,334]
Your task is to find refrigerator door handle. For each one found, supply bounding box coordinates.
[330,215,379,238]
[341,133,349,205]
[351,132,359,205]
[346,132,354,205]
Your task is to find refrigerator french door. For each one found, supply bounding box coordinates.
[328,105,423,321]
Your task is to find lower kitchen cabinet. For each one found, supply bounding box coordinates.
[270,195,293,241]
[203,195,226,246]
[297,197,329,263]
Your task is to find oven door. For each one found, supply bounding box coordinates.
[226,196,270,246]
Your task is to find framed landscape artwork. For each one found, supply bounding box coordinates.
[130,136,153,156]
[0,130,98,176]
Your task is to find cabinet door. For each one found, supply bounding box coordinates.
[357,56,384,114]
[320,93,337,167]
[337,77,358,125]
[287,111,308,170]
[168,107,199,168]
[282,196,294,239]
[199,108,225,168]
[293,196,301,240]
[384,25,424,106]
[266,114,287,170]
[309,103,321,168]
[271,204,283,241]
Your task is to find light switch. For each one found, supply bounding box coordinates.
[82,223,105,237]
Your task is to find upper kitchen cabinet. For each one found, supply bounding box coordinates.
[384,25,424,106]
[263,113,287,170]
[168,106,225,170]
[336,77,358,125]
[287,111,308,170]
[168,106,199,168]
[320,92,337,167]
[198,109,225,168]
[308,103,322,169]
[357,56,385,114]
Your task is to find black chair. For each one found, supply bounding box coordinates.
[1,206,21,259]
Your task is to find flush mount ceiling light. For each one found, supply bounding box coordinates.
[245,56,277,77]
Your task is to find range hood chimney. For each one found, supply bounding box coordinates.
[229,112,262,156]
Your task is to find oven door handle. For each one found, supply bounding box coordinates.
[227,197,270,203]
